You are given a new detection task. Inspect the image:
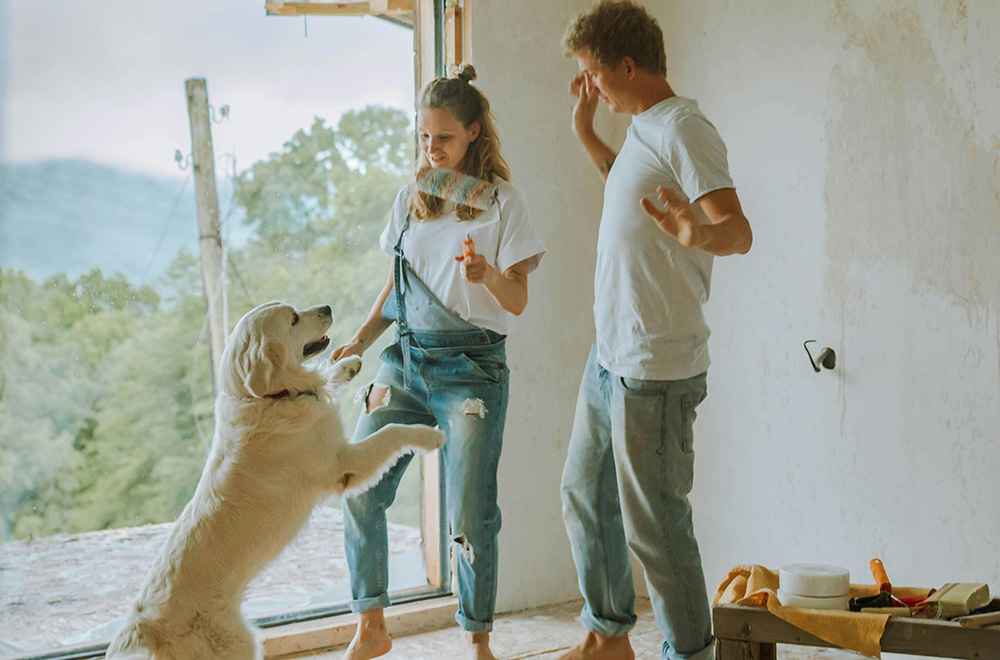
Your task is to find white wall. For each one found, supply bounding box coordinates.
[651,0,1000,630]
[469,0,631,612]
[475,0,1000,637]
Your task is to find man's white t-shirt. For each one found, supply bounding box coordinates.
[595,96,734,381]
[380,180,546,335]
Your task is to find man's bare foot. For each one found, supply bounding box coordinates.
[467,631,498,660]
[556,631,635,660]
[343,610,392,660]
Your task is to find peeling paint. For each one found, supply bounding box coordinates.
[826,1,1000,317]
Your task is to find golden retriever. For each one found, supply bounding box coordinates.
[106,301,445,660]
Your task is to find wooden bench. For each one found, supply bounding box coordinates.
[714,604,1000,659]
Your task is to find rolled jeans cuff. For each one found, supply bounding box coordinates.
[349,592,391,614]
[581,606,636,638]
[665,637,715,660]
[455,611,493,633]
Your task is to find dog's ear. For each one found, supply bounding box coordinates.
[244,339,286,398]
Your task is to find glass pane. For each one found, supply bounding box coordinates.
[0,3,429,655]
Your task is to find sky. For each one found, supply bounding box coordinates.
[0,0,416,178]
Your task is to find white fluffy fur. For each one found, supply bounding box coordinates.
[106,301,445,660]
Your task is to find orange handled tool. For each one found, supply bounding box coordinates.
[870,558,891,594]
[869,558,914,610]
[455,234,476,262]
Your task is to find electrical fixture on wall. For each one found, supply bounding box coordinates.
[804,340,836,373]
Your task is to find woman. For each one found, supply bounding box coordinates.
[331,64,546,660]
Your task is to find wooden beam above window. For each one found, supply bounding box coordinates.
[265,1,415,17]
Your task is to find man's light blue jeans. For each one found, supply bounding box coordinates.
[561,344,714,660]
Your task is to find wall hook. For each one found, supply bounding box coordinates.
[804,340,836,373]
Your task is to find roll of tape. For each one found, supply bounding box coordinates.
[779,564,850,597]
[777,588,850,611]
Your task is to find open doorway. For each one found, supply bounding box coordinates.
[0,1,457,657]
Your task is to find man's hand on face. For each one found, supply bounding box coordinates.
[570,72,600,136]
[640,186,704,248]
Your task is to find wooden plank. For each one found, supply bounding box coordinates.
[879,616,1000,659]
[461,0,472,65]
[444,5,462,67]
[714,605,837,648]
[420,451,442,589]
[715,638,778,660]
[265,1,414,16]
[414,0,437,88]
[716,639,751,660]
[713,604,1000,659]
[753,641,777,660]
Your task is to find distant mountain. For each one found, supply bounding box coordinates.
[0,159,244,288]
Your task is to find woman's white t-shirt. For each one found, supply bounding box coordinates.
[379,180,546,335]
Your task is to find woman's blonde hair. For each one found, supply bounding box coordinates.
[409,64,510,221]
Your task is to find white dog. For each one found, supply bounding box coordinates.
[106,301,445,660]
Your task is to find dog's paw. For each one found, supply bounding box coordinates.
[416,426,447,451]
[331,355,363,384]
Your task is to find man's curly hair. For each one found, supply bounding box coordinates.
[563,0,666,76]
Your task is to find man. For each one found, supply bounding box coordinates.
[558,3,752,660]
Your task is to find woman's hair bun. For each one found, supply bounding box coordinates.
[452,63,477,83]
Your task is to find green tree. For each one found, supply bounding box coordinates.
[2,104,415,540]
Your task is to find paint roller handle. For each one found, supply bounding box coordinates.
[465,235,476,257]
[870,558,892,593]
[454,235,476,262]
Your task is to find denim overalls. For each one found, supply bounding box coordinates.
[342,214,510,634]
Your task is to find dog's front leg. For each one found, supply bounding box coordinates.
[328,355,363,390]
[334,424,446,495]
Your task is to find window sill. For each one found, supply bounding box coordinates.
[263,595,459,658]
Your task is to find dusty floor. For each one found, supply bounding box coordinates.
[299,599,864,660]
[0,507,421,655]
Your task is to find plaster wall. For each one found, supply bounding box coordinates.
[469,0,631,612]
[651,0,1000,639]
[472,1,1000,642]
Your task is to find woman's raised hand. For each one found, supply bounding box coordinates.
[330,338,365,363]
[455,236,490,284]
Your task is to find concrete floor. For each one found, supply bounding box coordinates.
[298,599,864,660]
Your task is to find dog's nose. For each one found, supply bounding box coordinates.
[320,305,332,317]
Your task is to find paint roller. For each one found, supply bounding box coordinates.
[413,167,499,211]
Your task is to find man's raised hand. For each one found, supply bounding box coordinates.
[570,72,600,137]
[640,186,703,248]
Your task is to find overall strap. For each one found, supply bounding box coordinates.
[393,215,414,388]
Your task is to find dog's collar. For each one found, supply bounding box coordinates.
[263,390,318,400]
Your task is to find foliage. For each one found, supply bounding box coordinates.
[0,105,415,541]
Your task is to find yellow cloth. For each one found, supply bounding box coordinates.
[713,565,931,658]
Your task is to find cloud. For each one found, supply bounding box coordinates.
[1,0,415,177]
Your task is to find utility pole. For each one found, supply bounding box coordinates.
[185,77,228,395]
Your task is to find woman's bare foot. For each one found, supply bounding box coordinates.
[343,609,392,660]
[556,631,635,660]
[467,631,498,660]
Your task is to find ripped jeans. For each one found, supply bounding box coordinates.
[342,330,509,633]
